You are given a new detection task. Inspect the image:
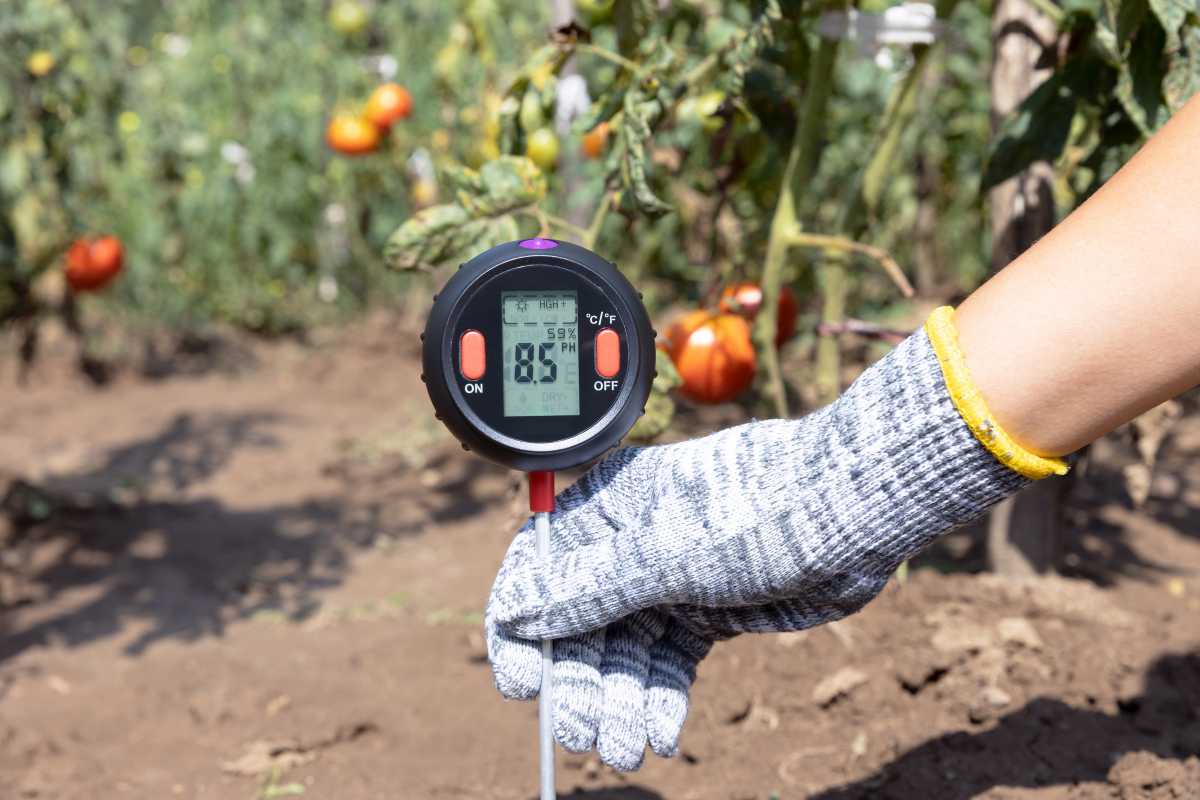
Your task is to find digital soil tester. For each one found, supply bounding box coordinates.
[422,238,655,798]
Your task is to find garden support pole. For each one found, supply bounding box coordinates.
[987,0,1066,576]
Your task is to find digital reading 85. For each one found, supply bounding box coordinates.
[421,238,655,473]
[501,290,580,418]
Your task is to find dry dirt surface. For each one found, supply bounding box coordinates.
[1,316,1198,800]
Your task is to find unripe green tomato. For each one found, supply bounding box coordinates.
[519,90,545,133]
[695,90,726,132]
[576,0,615,25]
[526,127,560,171]
[679,91,726,132]
[329,1,369,35]
[27,50,56,76]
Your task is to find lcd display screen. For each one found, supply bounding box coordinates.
[501,290,580,417]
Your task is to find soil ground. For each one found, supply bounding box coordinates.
[1,315,1198,800]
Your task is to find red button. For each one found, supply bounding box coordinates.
[460,330,485,380]
[595,328,620,378]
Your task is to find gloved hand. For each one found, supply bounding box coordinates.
[487,609,710,772]
[487,319,1067,772]
[486,453,826,772]
[490,327,1043,641]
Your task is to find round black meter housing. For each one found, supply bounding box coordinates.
[422,239,655,472]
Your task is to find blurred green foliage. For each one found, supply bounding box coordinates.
[2,0,547,335]
[4,0,1200,357]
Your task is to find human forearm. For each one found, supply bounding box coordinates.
[956,94,1200,457]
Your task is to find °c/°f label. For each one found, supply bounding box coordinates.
[585,311,616,326]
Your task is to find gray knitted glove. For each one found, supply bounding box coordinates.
[487,609,709,771]
[489,328,1030,641]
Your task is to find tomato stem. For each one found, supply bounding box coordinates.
[754,3,846,418]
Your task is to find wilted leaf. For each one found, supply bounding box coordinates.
[1147,0,1190,51]
[627,350,681,442]
[1163,28,1200,111]
[441,162,486,197]
[651,346,683,393]
[457,213,520,254]
[621,93,672,218]
[384,204,471,271]
[471,156,547,214]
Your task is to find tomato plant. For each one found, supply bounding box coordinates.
[3,0,1196,405]
[2,0,551,352]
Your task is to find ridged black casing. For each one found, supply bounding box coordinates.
[421,240,654,472]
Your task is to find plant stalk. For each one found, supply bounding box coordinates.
[754,11,845,418]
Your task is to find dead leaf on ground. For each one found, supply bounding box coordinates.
[812,667,869,708]
[221,722,378,776]
[264,694,292,718]
[997,617,1043,650]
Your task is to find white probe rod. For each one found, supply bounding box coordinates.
[535,510,555,800]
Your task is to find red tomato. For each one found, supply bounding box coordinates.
[64,236,123,292]
[665,311,756,404]
[365,83,413,129]
[326,114,381,155]
[718,282,799,346]
[66,239,91,273]
[89,236,124,273]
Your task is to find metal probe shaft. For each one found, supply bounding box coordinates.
[535,510,554,799]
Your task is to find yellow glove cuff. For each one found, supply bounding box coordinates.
[924,306,1069,480]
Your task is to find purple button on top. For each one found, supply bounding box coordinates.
[518,238,559,250]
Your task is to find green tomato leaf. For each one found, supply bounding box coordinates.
[441,163,486,197]
[982,73,1077,191]
[620,92,672,218]
[472,156,547,214]
[1111,0,1149,51]
[1115,13,1170,135]
[383,204,472,271]
[627,349,680,443]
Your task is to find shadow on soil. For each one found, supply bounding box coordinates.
[812,650,1200,799]
[0,411,507,663]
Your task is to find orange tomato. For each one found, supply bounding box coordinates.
[718,282,799,346]
[64,236,124,292]
[581,122,610,159]
[326,114,381,155]
[665,311,756,404]
[365,83,413,129]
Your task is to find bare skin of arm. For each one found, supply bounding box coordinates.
[955,94,1200,458]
